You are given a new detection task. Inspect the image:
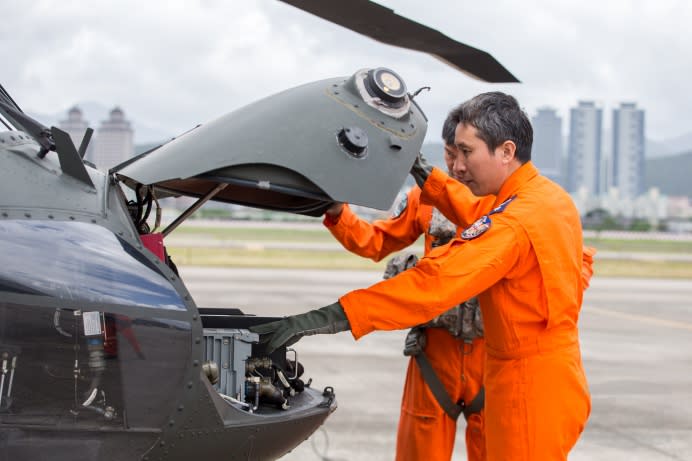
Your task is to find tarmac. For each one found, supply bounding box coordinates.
[180,267,692,461]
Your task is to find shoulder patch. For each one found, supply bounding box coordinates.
[461,215,491,240]
[489,195,517,215]
[391,194,408,219]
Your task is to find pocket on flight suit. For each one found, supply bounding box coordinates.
[486,356,531,460]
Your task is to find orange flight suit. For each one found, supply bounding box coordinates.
[324,187,494,461]
[339,162,591,461]
[582,246,596,289]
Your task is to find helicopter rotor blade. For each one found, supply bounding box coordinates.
[278,0,519,83]
[0,83,23,113]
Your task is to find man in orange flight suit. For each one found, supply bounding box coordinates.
[253,92,593,460]
[322,117,493,461]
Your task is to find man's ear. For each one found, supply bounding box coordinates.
[499,140,517,164]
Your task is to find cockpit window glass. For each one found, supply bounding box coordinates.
[0,220,185,310]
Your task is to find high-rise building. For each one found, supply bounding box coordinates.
[91,107,134,169]
[612,102,645,199]
[58,106,92,156]
[531,107,563,186]
[567,101,603,195]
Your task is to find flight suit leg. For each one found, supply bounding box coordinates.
[395,329,463,461]
[462,337,486,461]
[484,344,590,461]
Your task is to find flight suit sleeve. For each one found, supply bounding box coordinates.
[339,217,525,339]
[323,190,425,262]
[581,246,597,289]
[419,167,493,228]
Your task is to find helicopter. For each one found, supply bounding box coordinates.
[0,1,517,460]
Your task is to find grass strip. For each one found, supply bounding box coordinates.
[167,246,692,278]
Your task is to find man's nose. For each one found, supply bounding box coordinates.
[453,156,466,173]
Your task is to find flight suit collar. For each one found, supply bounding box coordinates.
[495,161,538,206]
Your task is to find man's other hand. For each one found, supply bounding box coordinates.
[325,202,345,219]
[410,152,433,188]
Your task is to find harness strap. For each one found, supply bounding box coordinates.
[462,386,484,420]
[414,352,463,420]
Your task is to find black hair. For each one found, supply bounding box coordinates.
[446,92,533,163]
[441,112,457,146]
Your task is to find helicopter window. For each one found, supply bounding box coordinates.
[0,302,192,429]
[0,220,185,310]
[0,302,126,427]
[0,219,193,428]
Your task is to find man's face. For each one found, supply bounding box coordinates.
[443,143,462,181]
[452,123,509,196]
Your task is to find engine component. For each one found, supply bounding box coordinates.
[364,67,407,106]
[350,67,411,118]
[245,377,289,410]
[0,350,18,411]
[202,361,220,385]
[245,356,272,374]
[203,329,258,402]
[203,328,310,412]
[86,337,106,372]
[337,126,368,158]
[0,353,8,410]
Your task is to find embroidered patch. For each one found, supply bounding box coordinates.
[461,215,491,240]
[490,195,516,215]
[391,194,408,219]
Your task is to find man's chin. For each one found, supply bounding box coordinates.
[464,182,481,195]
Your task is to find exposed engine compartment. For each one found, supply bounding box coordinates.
[199,309,333,414]
[123,173,335,416]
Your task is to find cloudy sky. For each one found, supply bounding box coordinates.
[2,0,690,144]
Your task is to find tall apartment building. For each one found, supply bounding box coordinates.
[91,107,134,169]
[612,102,645,199]
[531,107,563,186]
[58,106,92,157]
[567,101,603,195]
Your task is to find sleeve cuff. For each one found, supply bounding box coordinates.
[420,167,448,205]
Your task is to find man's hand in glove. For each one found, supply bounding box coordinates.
[325,202,344,219]
[250,302,351,354]
[410,152,433,188]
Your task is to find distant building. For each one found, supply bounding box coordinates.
[667,196,692,220]
[531,107,563,186]
[572,186,667,226]
[58,106,93,157]
[91,107,134,169]
[612,102,645,199]
[567,101,603,195]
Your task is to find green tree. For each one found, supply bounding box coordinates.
[629,219,652,232]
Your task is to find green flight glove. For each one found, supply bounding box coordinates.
[410,152,433,188]
[250,302,351,353]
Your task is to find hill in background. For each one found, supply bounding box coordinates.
[645,150,692,197]
[648,132,692,158]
